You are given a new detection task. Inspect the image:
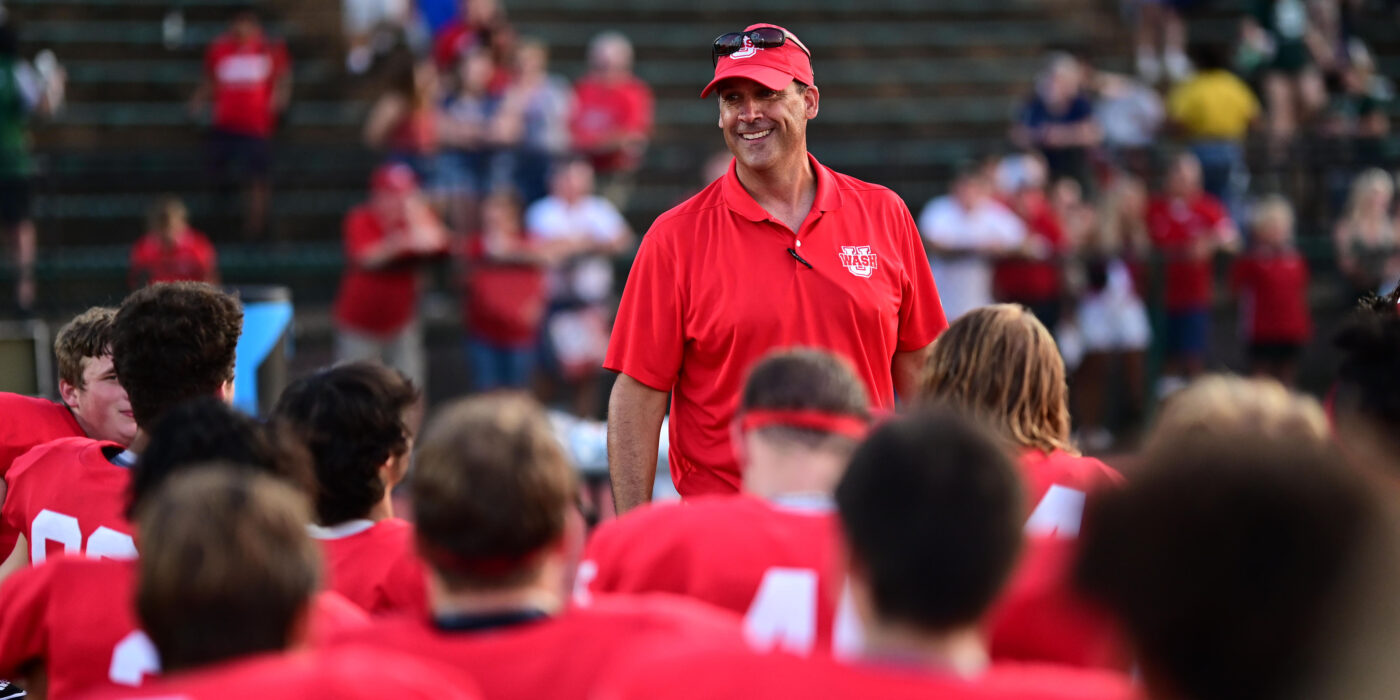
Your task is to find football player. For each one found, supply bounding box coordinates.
[273,361,428,616]
[580,348,867,655]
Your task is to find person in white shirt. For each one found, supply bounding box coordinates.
[525,157,634,418]
[918,162,1026,321]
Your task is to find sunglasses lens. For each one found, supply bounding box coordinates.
[747,28,786,48]
[712,32,745,64]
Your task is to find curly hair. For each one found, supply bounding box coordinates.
[111,283,242,429]
[918,304,1074,454]
[272,362,419,526]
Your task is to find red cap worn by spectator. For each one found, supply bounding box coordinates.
[700,23,814,98]
[371,163,418,194]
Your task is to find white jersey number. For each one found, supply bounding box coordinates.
[743,567,862,657]
[109,630,160,686]
[29,509,137,563]
[1024,485,1087,538]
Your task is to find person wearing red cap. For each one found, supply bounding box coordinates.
[604,24,947,513]
[332,164,449,388]
[580,349,868,656]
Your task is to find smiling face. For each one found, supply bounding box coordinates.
[61,353,137,445]
[716,78,819,178]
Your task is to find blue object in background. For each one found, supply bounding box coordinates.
[232,289,294,416]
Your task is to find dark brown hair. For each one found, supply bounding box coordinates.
[53,306,117,389]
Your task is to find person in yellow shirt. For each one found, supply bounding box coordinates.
[1167,45,1260,224]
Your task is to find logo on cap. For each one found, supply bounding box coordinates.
[729,35,759,60]
[839,246,878,278]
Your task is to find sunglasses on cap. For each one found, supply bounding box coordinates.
[711,27,811,66]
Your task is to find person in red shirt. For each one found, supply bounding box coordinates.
[569,31,653,207]
[191,6,291,239]
[0,397,372,697]
[598,408,1135,699]
[458,189,548,391]
[581,349,868,656]
[1077,394,1400,700]
[1231,195,1311,387]
[918,304,1128,669]
[1146,152,1239,389]
[333,164,449,389]
[994,153,1067,329]
[128,195,218,288]
[273,361,428,616]
[606,24,945,513]
[83,467,476,700]
[0,283,242,578]
[332,393,745,699]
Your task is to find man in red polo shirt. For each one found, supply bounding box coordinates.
[605,23,946,513]
[191,6,291,239]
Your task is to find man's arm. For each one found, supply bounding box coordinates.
[892,342,934,402]
[607,373,669,515]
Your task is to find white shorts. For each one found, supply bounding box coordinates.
[1077,292,1151,353]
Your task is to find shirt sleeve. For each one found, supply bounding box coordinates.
[895,204,948,351]
[592,200,629,242]
[0,562,52,678]
[343,210,378,265]
[603,228,684,391]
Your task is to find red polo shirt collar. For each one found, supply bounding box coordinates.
[721,153,844,224]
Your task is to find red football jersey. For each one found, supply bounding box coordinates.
[0,394,85,557]
[333,594,744,700]
[1,437,136,566]
[313,517,428,617]
[580,494,850,656]
[80,646,479,700]
[1146,193,1231,311]
[128,230,218,287]
[0,557,371,698]
[204,32,289,137]
[597,647,1138,700]
[987,450,1129,669]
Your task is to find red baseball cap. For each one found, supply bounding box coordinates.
[700,23,814,98]
[371,163,418,194]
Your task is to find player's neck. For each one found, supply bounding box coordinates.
[430,579,564,620]
[367,492,394,522]
[860,622,989,679]
[125,430,150,454]
[742,444,844,502]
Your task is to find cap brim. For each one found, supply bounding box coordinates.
[700,64,795,98]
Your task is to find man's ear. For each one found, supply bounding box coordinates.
[803,84,820,119]
[59,379,80,409]
[217,378,236,404]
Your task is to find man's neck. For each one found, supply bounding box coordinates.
[366,492,395,522]
[736,154,818,233]
[742,445,845,502]
[431,582,564,619]
[860,622,990,679]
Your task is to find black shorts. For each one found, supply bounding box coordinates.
[207,128,271,181]
[0,176,32,226]
[1249,341,1303,366]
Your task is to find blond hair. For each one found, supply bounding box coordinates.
[1250,194,1295,240]
[1143,375,1330,456]
[1343,168,1393,223]
[918,304,1074,454]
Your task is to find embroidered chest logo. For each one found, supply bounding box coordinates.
[838,246,878,278]
[729,36,759,60]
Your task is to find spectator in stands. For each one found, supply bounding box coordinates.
[1147,152,1239,394]
[498,38,573,205]
[1132,0,1193,83]
[1333,168,1400,302]
[341,0,412,74]
[919,161,1026,321]
[1240,0,1329,162]
[128,196,218,288]
[995,161,1067,330]
[1090,65,1164,180]
[364,57,444,210]
[1012,52,1101,196]
[1232,195,1311,386]
[1077,384,1400,700]
[1322,38,1393,189]
[1073,176,1151,451]
[432,0,511,81]
[190,6,292,240]
[527,157,632,418]
[570,32,654,209]
[0,23,61,316]
[332,164,449,388]
[919,303,1128,669]
[457,189,549,392]
[1166,44,1260,225]
[438,46,508,231]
